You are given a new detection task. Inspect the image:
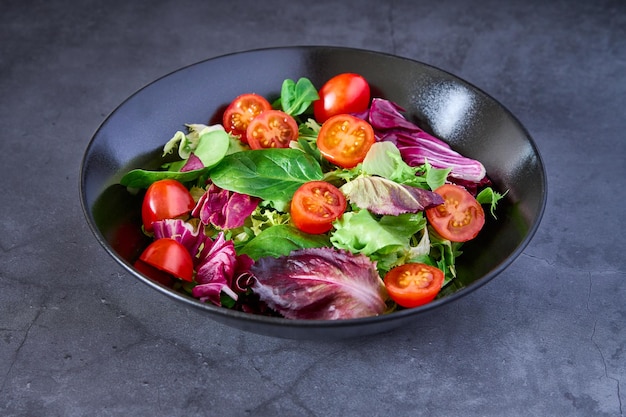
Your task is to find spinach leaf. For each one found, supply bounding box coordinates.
[210,148,323,202]
[279,78,319,116]
[239,225,330,260]
[120,167,209,188]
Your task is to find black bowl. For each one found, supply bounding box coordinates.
[80,46,546,340]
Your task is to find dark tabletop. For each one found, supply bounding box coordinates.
[1,0,624,416]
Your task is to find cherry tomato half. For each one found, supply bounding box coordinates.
[246,110,299,150]
[134,238,194,283]
[222,93,272,144]
[141,179,195,233]
[317,114,375,168]
[384,263,444,308]
[425,184,485,242]
[290,181,347,234]
[313,73,371,123]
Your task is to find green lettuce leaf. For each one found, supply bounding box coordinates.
[476,187,508,218]
[330,209,426,272]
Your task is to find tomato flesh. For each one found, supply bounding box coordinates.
[141,179,195,233]
[384,263,444,308]
[247,110,299,150]
[222,93,272,144]
[313,73,370,123]
[135,238,194,282]
[317,114,375,168]
[290,181,347,234]
[425,184,485,242]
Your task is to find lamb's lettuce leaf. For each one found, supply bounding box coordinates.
[278,78,320,116]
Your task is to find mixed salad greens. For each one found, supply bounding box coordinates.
[120,73,505,320]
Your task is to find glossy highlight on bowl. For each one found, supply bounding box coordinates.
[80,46,546,340]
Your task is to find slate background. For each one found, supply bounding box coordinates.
[1,0,624,416]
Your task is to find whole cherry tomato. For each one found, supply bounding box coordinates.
[141,179,195,233]
[313,73,370,123]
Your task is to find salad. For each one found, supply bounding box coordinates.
[120,73,504,320]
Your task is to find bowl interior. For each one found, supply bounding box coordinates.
[80,46,546,339]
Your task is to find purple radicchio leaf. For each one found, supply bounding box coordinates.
[368,98,487,183]
[152,218,205,261]
[250,247,387,320]
[180,153,205,172]
[192,232,241,305]
[153,219,250,306]
[340,176,444,216]
[191,182,260,230]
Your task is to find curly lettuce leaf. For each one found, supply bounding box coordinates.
[476,186,508,218]
[330,209,426,272]
[340,176,443,216]
[250,247,387,320]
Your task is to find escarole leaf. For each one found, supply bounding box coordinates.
[209,148,323,203]
[250,247,387,320]
[340,176,444,216]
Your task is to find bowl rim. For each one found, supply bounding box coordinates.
[79,45,548,332]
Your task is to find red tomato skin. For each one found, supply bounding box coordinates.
[384,263,445,308]
[425,184,485,242]
[290,181,347,234]
[141,179,195,233]
[246,110,299,150]
[222,93,272,144]
[317,114,375,169]
[134,258,175,287]
[137,238,194,282]
[313,73,370,123]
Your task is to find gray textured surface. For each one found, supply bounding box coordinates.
[1,0,624,416]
